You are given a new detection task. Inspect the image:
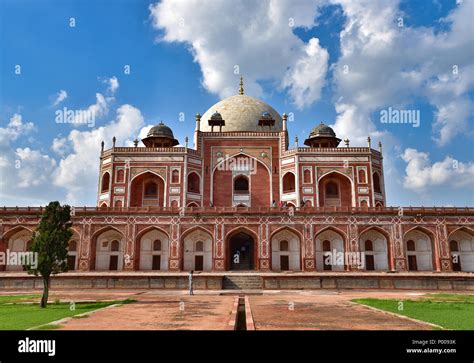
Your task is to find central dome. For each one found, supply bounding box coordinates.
[200,95,283,132]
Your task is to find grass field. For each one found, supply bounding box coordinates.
[353,293,474,330]
[0,295,132,330]
[0,294,41,304]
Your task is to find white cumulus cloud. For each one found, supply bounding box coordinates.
[149,0,329,108]
[0,114,56,205]
[53,104,145,204]
[0,114,35,147]
[401,148,474,191]
[52,89,68,106]
[331,0,474,145]
[70,93,108,127]
[104,76,119,94]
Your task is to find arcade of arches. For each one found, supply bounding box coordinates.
[1,86,471,275]
[2,224,472,273]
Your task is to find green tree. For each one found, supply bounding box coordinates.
[26,201,73,308]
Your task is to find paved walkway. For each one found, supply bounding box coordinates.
[249,291,430,330]
[59,293,235,330]
[1,289,447,330]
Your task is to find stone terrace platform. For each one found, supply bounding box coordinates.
[0,271,472,290]
[0,289,447,330]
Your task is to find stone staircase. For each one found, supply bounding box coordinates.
[223,275,263,289]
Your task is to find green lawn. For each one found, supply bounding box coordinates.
[0,299,131,330]
[0,294,41,304]
[353,293,474,330]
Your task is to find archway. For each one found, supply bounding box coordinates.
[92,228,125,271]
[227,230,256,270]
[212,153,270,207]
[130,172,165,207]
[282,172,295,193]
[449,228,474,272]
[182,228,212,271]
[271,228,301,271]
[403,228,434,271]
[187,172,200,193]
[67,232,80,271]
[101,172,110,193]
[137,228,169,271]
[315,228,345,271]
[373,172,382,193]
[318,172,353,207]
[359,228,389,271]
[5,228,33,271]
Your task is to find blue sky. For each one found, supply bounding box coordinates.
[0,0,473,206]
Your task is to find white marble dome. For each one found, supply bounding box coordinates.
[200,94,283,132]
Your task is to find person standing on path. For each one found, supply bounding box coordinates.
[189,270,194,296]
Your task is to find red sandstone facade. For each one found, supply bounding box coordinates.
[1,86,473,273]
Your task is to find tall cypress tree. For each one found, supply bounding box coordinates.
[26,201,73,308]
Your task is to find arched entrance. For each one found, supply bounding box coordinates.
[359,228,389,271]
[315,228,346,271]
[130,172,165,207]
[403,228,434,271]
[137,228,169,271]
[182,228,213,272]
[448,228,474,272]
[212,153,271,208]
[271,228,301,271]
[228,231,255,270]
[91,227,125,271]
[318,171,353,207]
[5,228,33,271]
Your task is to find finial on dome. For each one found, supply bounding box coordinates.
[239,75,244,95]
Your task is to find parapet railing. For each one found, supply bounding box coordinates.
[282,147,380,156]
[102,147,200,157]
[1,206,473,216]
[101,146,381,158]
[199,131,281,137]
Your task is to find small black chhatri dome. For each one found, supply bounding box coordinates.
[304,122,341,148]
[210,111,223,121]
[142,121,179,147]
